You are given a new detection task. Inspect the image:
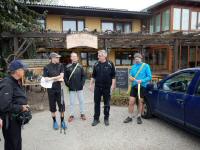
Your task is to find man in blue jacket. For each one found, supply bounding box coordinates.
[124,53,152,124]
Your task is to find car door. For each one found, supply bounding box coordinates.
[185,73,200,133]
[156,71,196,125]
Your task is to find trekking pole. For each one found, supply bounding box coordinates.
[138,83,141,100]
[60,82,66,135]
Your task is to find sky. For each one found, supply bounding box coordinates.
[57,0,162,11]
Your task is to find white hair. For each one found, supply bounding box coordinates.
[98,50,107,57]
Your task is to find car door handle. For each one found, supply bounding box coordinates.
[176,99,184,104]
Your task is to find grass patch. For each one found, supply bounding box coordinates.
[111,88,129,106]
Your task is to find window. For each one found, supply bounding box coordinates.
[173,8,190,30]
[63,20,76,31]
[80,53,87,66]
[102,22,114,32]
[88,52,97,66]
[191,11,200,30]
[116,23,123,32]
[182,9,189,30]
[155,14,161,32]
[115,51,138,66]
[162,9,170,31]
[124,23,131,33]
[181,46,188,68]
[189,47,196,68]
[63,19,85,32]
[162,72,195,93]
[37,19,45,30]
[179,46,200,69]
[195,81,200,96]
[144,48,168,71]
[191,12,197,30]
[78,20,84,31]
[150,17,154,33]
[198,13,200,29]
[80,52,98,66]
[102,22,132,33]
[197,48,200,66]
[173,8,181,30]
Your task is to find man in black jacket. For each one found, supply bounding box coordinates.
[64,52,86,122]
[0,60,29,150]
[89,50,116,126]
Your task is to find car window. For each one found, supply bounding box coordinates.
[195,81,200,96]
[162,72,195,93]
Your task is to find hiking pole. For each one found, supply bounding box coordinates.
[138,83,141,100]
[60,82,66,135]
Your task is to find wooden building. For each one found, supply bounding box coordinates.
[1,0,200,77]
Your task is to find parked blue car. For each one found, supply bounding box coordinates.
[142,68,200,135]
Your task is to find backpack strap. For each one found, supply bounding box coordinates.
[134,63,146,79]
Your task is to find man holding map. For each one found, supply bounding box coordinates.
[43,52,67,130]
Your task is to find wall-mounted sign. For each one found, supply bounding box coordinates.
[66,33,98,49]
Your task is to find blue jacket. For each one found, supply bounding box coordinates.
[130,63,152,88]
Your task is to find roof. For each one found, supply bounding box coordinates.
[28,4,151,19]
[143,0,200,12]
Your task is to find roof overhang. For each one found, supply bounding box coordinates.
[27,4,151,19]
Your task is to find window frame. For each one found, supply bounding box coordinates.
[101,21,114,32]
[101,20,132,33]
[62,18,85,32]
[37,18,46,30]
[115,51,138,66]
[178,46,200,69]
[162,9,170,31]
[194,78,200,96]
[161,71,196,93]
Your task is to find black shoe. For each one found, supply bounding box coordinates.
[92,120,100,126]
[104,119,109,126]
[123,117,132,123]
[137,117,142,124]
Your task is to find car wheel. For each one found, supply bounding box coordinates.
[142,99,152,119]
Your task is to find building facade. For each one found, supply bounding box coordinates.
[9,0,200,77]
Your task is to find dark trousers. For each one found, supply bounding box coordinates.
[94,86,111,120]
[2,118,22,150]
[47,89,65,112]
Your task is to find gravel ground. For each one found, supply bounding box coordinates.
[0,104,200,150]
[0,81,200,150]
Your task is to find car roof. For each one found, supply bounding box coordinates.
[167,67,200,77]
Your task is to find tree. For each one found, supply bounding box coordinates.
[0,0,47,33]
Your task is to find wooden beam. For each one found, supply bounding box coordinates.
[173,39,179,72]
[13,37,18,52]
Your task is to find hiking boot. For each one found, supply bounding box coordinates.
[80,114,86,121]
[61,121,67,129]
[53,121,59,130]
[68,116,74,123]
[123,117,133,123]
[137,117,143,124]
[92,119,100,126]
[104,119,109,126]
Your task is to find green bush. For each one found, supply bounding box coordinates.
[0,72,7,78]
[111,89,129,106]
